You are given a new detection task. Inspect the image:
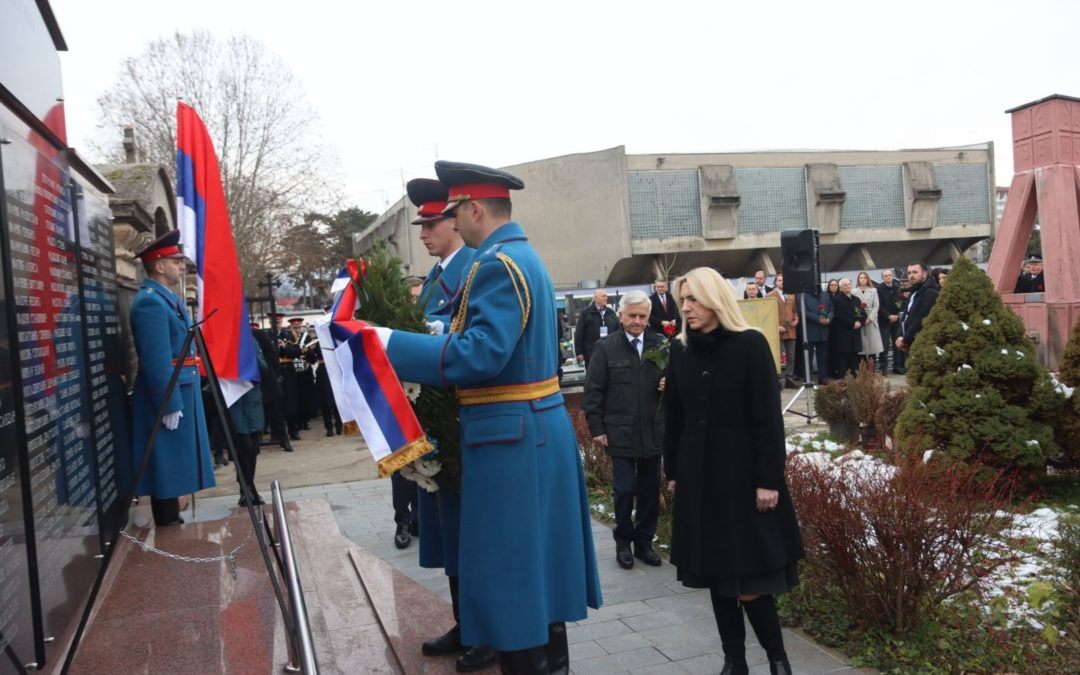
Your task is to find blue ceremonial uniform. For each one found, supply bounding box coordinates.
[387,222,602,651]
[416,244,474,575]
[129,278,215,498]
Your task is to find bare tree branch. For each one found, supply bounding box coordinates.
[91,30,341,292]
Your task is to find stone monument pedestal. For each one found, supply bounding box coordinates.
[66,498,493,674]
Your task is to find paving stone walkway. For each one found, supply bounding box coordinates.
[190,480,865,675]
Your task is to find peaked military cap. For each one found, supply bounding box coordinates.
[136,229,186,262]
[1024,254,1043,264]
[406,178,450,224]
[434,160,524,214]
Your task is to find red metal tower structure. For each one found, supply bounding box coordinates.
[987,94,1080,368]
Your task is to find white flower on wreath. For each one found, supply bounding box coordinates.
[403,381,421,403]
[399,462,439,493]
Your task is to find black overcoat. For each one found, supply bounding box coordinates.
[583,329,664,459]
[251,328,284,403]
[828,292,861,355]
[663,328,804,582]
[900,277,940,347]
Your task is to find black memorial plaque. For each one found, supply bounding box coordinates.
[72,179,130,542]
[1,130,101,668]
[0,147,35,675]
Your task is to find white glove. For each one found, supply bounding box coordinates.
[425,320,445,336]
[373,326,393,349]
[163,410,183,431]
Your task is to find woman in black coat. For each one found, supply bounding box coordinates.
[828,278,862,377]
[665,267,804,675]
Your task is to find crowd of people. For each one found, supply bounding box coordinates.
[134,166,1045,675]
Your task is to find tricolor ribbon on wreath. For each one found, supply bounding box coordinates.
[315,260,433,477]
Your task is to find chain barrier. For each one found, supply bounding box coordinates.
[119,527,256,579]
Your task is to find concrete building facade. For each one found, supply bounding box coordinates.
[356,144,995,287]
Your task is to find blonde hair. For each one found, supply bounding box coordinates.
[673,267,753,345]
[856,271,873,288]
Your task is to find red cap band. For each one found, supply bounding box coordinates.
[446,183,511,203]
[418,201,448,217]
[143,246,181,262]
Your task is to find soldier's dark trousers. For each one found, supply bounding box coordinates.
[286,414,302,438]
[322,402,342,435]
[265,398,289,443]
[611,455,661,548]
[390,472,417,527]
[234,432,259,497]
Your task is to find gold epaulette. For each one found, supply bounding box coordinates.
[449,251,531,336]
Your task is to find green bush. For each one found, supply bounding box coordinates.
[1056,513,1080,625]
[814,379,856,427]
[895,257,1063,478]
[1050,314,1080,471]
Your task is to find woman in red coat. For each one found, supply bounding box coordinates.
[664,267,804,675]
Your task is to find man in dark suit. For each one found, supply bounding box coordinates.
[876,269,902,373]
[648,279,680,335]
[753,270,773,297]
[896,262,940,353]
[574,289,619,367]
[583,290,665,570]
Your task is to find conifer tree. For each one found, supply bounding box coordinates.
[1050,314,1080,470]
[895,257,1063,476]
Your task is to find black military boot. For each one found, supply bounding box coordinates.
[456,645,497,672]
[423,576,465,656]
[546,623,569,675]
[497,645,548,675]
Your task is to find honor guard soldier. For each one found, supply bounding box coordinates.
[376,161,602,674]
[276,317,308,440]
[129,230,216,526]
[258,313,293,451]
[405,178,495,671]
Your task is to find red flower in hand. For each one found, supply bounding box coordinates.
[818,304,825,311]
[663,324,677,337]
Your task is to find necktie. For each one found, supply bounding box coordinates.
[660,294,667,312]
[631,337,640,357]
[429,264,443,283]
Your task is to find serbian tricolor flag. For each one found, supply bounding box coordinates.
[176,101,259,407]
[315,261,432,476]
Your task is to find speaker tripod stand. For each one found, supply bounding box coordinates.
[783,293,818,421]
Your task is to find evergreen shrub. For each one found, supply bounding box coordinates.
[1050,314,1080,471]
[895,257,1064,477]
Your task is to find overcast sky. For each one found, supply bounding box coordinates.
[51,0,1080,215]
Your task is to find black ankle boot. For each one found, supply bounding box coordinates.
[741,595,789,671]
[768,656,793,675]
[547,623,569,675]
[456,645,497,672]
[720,656,750,675]
[422,624,463,656]
[424,576,465,655]
[497,645,548,675]
[709,589,748,674]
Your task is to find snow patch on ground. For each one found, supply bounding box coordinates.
[980,507,1068,630]
[786,433,1070,631]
